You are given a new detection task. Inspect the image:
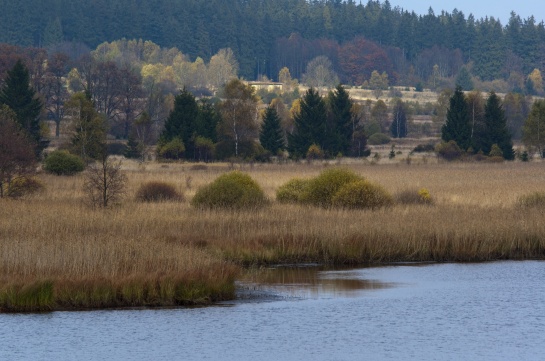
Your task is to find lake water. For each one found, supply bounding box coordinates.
[1,261,544,360]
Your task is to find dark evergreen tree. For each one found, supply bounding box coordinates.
[160,88,198,159]
[390,99,408,138]
[442,86,471,150]
[466,91,486,151]
[480,92,515,159]
[259,106,285,155]
[196,99,220,143]
[327,84,353,156]
[455,66,474,91]
[288,88,328,158]
[124,133,141,159]
[0,60,43,154]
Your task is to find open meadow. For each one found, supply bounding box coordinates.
[2,156,545,311]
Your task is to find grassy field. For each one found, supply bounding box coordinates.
[2,157,545,311]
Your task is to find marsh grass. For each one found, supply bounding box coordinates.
[2,160,545,311]
[517,191,545,208]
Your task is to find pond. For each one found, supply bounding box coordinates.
[1,261,544,360]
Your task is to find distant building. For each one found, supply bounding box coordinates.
[245,81,283,93]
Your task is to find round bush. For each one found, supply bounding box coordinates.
[135,181,184,202]
[368,133,391,145]
[158,138,185,160]
[276,178,310,203]
[43,150,85,175]
[435,141,463,161]
[332,180,393,209]
[191,171,267,209]
[301,168,363,207]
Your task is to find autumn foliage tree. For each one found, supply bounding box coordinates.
[217,79,259,158]
[65,93,107,160]
[339,37,395,85]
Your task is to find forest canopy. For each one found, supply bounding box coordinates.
[0,0,544,86]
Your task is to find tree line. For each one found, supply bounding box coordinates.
[1,0,544,89]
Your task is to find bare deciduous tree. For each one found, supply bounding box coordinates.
[83,155,127,208]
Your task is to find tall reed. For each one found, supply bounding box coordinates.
[2,160,545,311]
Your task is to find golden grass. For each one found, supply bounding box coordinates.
[2,158,545,311]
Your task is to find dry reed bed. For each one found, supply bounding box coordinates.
[2,160,545,311]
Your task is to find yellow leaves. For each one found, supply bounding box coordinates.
[528,68,543,93]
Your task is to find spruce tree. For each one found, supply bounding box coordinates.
[481,92,514,159]
[327,84,353,156]
[160,88,198,158]
[288,88,327,158]
[259,106,285,155]
[442,86,471,150]
[0,60,43,153]
[196,99,220,143]
[455,67,474,91]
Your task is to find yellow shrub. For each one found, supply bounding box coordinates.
[332,180,393,209]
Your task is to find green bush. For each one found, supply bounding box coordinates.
[158,138,185,160]
[43,150,85,175]
[135,181,184,202]
[332,180,393,209]
[518,192,545,208]
[191,171,268,209]
[368,133,391,145]
[489,144,503,158]
[301,168,363,207]
[276,178,310,203]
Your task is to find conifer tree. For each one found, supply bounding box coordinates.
[259,106,285,155]
[442,86,471,150]
[160,88,199,158]
[327,84,353,156]
[480,92,514,159]
[455,66,474,91]
[196,99,220,143]
[288,88,327,158]
[0,60,44,154]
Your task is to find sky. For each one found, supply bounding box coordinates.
[385,1,544,25]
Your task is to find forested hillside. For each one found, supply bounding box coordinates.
[1,0,544,85]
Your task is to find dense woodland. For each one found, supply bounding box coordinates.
[1,0,545,176]
[1,0,545,86]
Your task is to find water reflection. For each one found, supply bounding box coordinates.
[2,262,544,361]
[238,265,395,299]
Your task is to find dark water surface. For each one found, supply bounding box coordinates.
[1,261,544,360]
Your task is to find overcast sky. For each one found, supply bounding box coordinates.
[385,1,543,25]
